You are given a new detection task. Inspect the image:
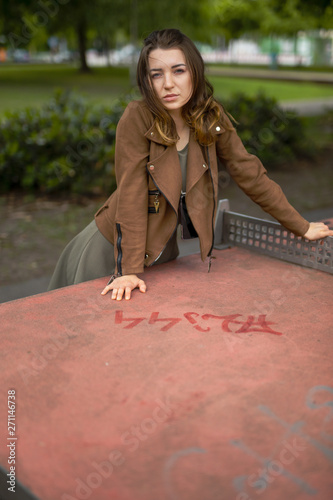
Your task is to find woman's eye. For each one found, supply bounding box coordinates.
[151,73,161,79]
[175,69,185,74]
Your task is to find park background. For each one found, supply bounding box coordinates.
[0,0,332,302]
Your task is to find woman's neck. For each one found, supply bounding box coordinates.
[171,112,190,151]
[176,126,190,151]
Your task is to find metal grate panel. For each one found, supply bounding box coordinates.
[221,211,333,275]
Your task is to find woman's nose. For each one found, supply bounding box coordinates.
[164,72,174,89]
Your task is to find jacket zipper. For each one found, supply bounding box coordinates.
[116,223,123,275]
[147,171,178,265]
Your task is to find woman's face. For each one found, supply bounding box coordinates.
[148,48,193,118]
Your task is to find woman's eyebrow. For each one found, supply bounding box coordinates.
[149,63,186,72]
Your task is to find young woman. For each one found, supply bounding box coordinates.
[48,29,332,300]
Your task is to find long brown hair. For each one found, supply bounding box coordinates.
[137,29,227,146]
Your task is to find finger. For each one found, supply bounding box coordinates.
[138,280,146,293]
[116,287,125,301]
[309,229,333,240]
[317,223,332,233]
[125,286,132,300]
[321,229,333,237]
[317,224,331,233]
[101,285,113,295]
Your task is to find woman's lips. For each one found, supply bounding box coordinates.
[163,94,178,102]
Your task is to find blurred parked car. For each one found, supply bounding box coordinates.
[52,50,75,63]
[109,44,140,65]
[7,49,30,62]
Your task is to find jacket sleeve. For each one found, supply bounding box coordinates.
[216,112,310,237]
[113,101,151,275]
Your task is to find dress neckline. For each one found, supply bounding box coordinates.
[177,142,189,154]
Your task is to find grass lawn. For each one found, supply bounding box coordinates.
[210,76,333,102]
[1,63,333,115]
[0,64,133,114]
[207,63,333,73]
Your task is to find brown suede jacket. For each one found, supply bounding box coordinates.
[95,100,310,276]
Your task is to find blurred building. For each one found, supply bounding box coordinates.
[203,30,333,67]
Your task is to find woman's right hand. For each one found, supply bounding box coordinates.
[101,274,146,301]
[303,222,333,240]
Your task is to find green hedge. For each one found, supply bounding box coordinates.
[0,89,127,194]
[0,89,314,194]
[224,91,313,168]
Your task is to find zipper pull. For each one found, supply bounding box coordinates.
[208,254,216,273]
[154,194,160,213]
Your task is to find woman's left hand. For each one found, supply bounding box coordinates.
[303,222,333,240]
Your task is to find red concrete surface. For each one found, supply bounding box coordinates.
[1,246,333,500]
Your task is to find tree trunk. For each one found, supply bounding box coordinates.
[77,19,91,73]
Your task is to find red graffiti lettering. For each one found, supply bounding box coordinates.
[148,312,182,332]
[201,314,242,332]
[183,312,210,332]
[114,310,145,329]
[200,314,282,335]
[114,311,283,335]
[235,315,282,335]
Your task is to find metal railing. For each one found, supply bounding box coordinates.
[214,200,333,275]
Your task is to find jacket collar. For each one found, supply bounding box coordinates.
[145,122,224,200]
[144,122,168,145]
[145,119,225,144]
[186,124,225,193]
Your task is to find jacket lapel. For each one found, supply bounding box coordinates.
[144,124,217,214]
[145,123,182,213]
[186,131,208,194]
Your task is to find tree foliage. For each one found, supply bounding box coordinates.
[1,0,331,70]
[212,0,333,39]
[0,0,210,71]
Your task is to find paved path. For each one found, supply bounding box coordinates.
[206,66,333,84]
[280,97,333,116]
